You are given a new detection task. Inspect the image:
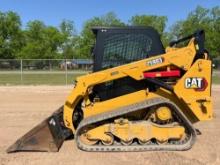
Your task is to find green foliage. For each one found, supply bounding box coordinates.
[170,6,220,58]
[75,12,125,58]
[0,6,220,59]
[129,15,169,46]
[129,15,167,34]
[0,11,24,59]
[18,20,65,59]
[59,20,78,59]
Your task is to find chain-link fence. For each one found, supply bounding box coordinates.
[213,57,220,70]
[0,59,93,85]
[0,58,219,85]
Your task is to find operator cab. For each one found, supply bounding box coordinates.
[91,26,165,101]
[92,26,165,72]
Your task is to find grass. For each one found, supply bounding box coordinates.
[0,71,88,85]
[212,70,220,84]
[212,75,220,84]
[0,70,219,85]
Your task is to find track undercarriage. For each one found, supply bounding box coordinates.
[76,98,196,151]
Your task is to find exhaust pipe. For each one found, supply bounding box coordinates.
[7,106,72,153]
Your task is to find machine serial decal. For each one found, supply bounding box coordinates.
[185,77,207,90]
[147,57,164,66]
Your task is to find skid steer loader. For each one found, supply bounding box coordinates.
[7,27,213,153]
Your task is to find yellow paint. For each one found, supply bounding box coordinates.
[83,119,185,144]
[63,37,212,138]
[83,90,157,118]
[174,59,213,121]
[156,106,172,121]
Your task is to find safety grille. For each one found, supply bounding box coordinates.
[102,33,153,69]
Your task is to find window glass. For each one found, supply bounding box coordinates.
[102,33,153,68]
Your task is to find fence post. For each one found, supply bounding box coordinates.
[20,59,23,84]
[65,59,67,85]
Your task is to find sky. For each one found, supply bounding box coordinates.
[0,0,219,32]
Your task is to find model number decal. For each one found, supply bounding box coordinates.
[147,57,164,66]
[185,77,207,90]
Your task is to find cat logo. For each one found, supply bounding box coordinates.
[147,57,164,66]
[185,77,207,91]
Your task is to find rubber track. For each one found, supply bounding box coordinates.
[75,97,196,151]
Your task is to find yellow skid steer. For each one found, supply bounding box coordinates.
[7,27,212,152]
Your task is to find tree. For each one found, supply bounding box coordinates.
[129,15,167,35]
[1,6,219,60]
[59,20,78,59]
[75,12,125,58]
[210,6,220,58]
[129,15,168,46]
[0,11,23,59]
[169,6,220,58]
[18,20,65,59]
[60,20,76,37]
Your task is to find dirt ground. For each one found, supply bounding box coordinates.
[0,85,220,165]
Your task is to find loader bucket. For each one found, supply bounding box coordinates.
[7,106,72,153]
